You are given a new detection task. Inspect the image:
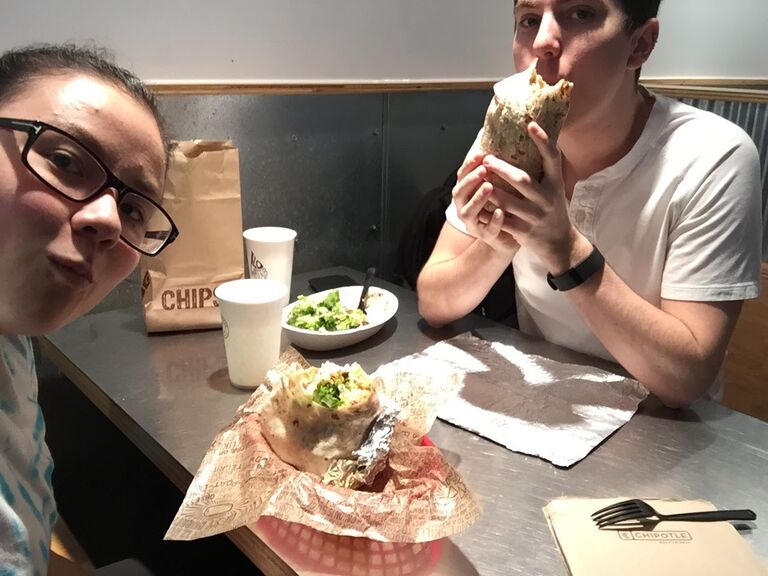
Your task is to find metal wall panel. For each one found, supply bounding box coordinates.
[384,90,492,281]
[91,91,768,315]
[156,90,494,284]
[91,92,386,314]
[157,93,384,275]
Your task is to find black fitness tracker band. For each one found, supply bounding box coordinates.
[546,245,605,291]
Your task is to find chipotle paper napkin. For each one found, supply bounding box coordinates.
[376,332,647,467]
[544,498,766,576]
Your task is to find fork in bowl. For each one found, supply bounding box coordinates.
[591,499,756,528]
[357,266,377,311]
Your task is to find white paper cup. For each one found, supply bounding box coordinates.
[215,278,289,389]
[243,227,297,293]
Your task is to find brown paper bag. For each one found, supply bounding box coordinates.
[140,140,244,332]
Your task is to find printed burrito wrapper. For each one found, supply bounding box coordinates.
[165,348,480,543]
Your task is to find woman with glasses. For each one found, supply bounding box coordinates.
[0,44,177,575]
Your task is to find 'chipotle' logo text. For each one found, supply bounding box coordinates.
[161,287,219,310]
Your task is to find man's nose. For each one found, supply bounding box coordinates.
[532,13,562,60]
[70,189,123,248]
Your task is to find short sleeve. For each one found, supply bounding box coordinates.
[662,126,762,301]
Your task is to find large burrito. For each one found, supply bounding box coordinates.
[480,62,573,181]
[261,362,382,478]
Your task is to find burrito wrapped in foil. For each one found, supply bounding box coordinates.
[261,362,386,483]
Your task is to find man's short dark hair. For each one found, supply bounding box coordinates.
[617,0,662,31]
[616,0,662,81]
[0,43,167,154]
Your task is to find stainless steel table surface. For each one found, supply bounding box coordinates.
[39,266,768,575]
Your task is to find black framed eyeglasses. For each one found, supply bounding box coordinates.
[0,117,178,256]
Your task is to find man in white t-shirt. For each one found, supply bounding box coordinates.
[416,0,762,407]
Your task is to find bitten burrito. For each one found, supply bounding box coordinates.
[480,61,573,181]
[260,362,382,478]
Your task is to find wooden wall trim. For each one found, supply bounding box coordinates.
[642,83,768,104]
[148,81,496,95]
[148,78,768,103]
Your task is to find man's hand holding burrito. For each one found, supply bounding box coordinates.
[452,142,520,259]
[482,121,592,275]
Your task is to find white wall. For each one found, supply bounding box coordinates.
[1,0,766,82]
[650,0,768,78]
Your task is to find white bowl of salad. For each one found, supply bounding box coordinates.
[282,286,398,351]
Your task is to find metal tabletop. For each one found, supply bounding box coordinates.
[39,267,768,575]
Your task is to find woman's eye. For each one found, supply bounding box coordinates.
[46,150,84,176]
[119,202,146,226]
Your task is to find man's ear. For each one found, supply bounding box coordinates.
[628,18,659,71]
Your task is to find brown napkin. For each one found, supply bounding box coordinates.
[544,498,766,576]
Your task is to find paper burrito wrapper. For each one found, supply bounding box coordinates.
[166,349,480,543]
[480,61,573,182]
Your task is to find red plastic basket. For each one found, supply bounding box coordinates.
[256,516,442,576]
[255,436,443,575]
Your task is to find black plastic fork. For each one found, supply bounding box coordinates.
[591,499,756,528]
[357,267,376,310]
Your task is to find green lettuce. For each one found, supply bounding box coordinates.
[287,289,367,332]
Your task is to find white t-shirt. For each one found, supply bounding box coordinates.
[446,93,762,370]
[1,335,57,576]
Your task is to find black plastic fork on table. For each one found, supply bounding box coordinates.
[591,498,757,528]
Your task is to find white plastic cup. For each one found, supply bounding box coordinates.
[214,278,289,389]
[243,227,297,293]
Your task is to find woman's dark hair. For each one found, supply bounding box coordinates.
[0,43,167,154]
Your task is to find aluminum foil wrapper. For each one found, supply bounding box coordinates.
[380,332,648,467]
[322,404,400,489]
